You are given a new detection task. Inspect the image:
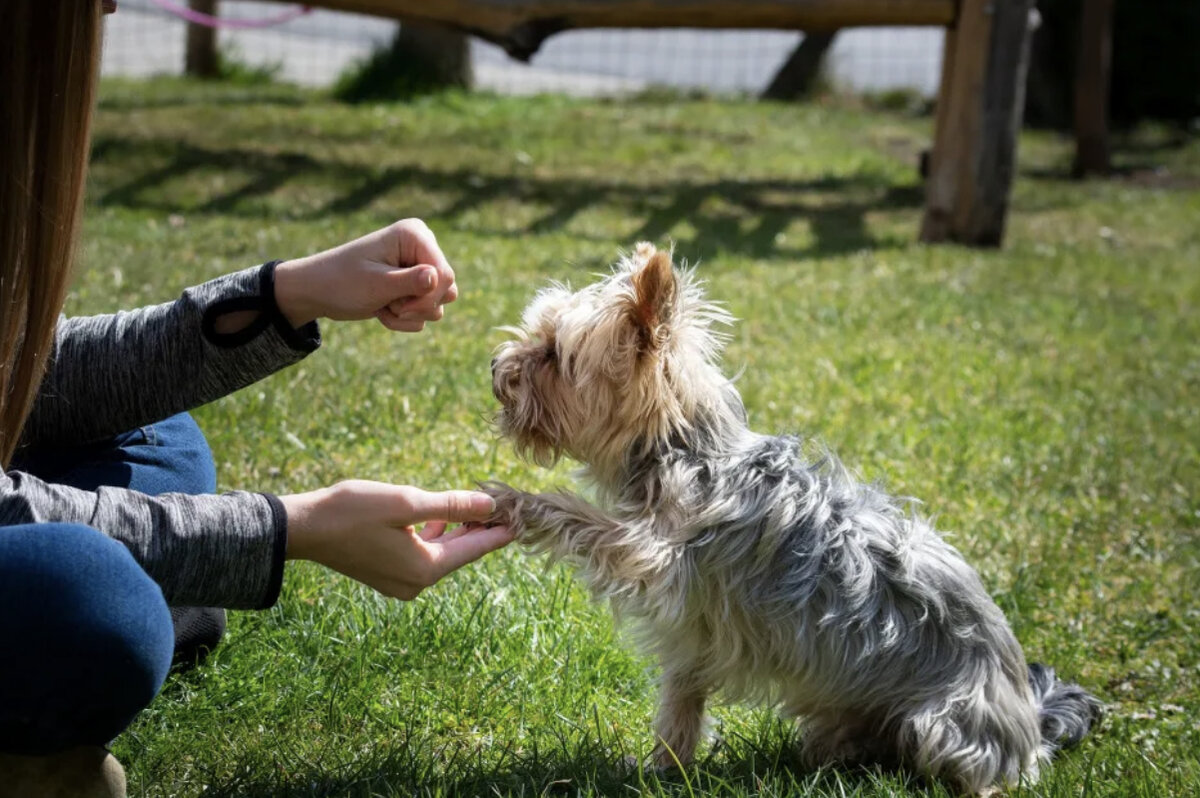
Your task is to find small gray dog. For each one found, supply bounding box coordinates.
[484,244,1101,795]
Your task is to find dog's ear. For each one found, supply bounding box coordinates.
[630,250,677,350]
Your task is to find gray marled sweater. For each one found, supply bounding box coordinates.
[0,263,319,609]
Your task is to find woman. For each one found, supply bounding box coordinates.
[0,3,512,795]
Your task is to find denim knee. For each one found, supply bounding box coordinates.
[7,412,218,497]
[142,412,218,496]
[0,523,174,754]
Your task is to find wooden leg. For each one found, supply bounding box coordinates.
[1072,0,1115,176]
[761,31,839,101]
[185,0,219,78]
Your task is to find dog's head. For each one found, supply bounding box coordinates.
[492,243,734,476]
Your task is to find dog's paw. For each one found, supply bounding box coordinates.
[619,753,678,780]
[478,480,524,530]
[648,744,694,774]
[618,754,675,780]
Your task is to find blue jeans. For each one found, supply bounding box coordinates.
[0,413,216,755]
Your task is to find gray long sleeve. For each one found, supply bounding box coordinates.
[1,262,319,608]
[0,471,285,609]
[20,263,319,448]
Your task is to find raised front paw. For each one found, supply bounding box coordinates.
[478,480,525,531]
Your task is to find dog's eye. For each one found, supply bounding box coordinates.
[544,345,557,363]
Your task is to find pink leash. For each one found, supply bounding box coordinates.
[147,0,313,29]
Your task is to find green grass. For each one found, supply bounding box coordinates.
[80,78,1200,797]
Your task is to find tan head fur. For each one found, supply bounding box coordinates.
[491,243,733,482]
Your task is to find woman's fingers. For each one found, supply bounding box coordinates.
[387,298,445,321]
[405,489,496,524]
[382,264,437,300]
[430,525,515,575]
[392,220,456,307]
[397,219,451,273]
[418,521,448,541]
[376,307,425,332]
[437,523,479,542]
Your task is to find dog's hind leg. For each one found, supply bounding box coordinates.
[894,699,1040,796]
[799,712,893,771]
[650,667,710,770]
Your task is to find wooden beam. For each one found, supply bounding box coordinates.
[920,0,1036,247]
[256,0,957,59]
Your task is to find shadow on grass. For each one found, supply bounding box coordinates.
[1021,162,1200,190]
[195,730,932,798]
[91,136,924,262]
[97,87,309,112]
[1020,130,1200,188]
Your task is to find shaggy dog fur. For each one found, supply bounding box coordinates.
[484,244,1102,794]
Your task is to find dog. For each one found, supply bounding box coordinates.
[484,243,1102,794]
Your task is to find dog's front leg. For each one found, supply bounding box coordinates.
[481,481,675,594]
[650,667,710,770]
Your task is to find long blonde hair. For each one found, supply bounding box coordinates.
[0,2,103,465]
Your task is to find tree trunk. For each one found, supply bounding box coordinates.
[396,20,473,90]
[336,20,473,100]
[1072,0,1115,177]
[184,0,219,79]
[761,31,838,100]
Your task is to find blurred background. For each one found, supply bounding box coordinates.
[103,1,946,98]
[103,0,1199,133]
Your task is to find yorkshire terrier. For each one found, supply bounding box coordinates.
[484,244,1101,794]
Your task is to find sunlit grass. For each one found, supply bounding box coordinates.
[81,79,1200,797]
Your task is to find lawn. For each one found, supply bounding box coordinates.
[82,78,1199,797]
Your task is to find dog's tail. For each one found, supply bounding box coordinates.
[1028,662,1104,758]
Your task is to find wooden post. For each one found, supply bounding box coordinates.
[1072,0,1114,177]
[923,23,958,178]
[920,0,1037,246]
[185,0,219,78]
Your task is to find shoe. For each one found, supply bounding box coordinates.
[170,606,226,671]
[0,746,126,797]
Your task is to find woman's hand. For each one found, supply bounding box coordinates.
[281,481,513,600]
[273,219,458,332]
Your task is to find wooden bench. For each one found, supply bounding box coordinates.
[261,0,1038,247]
